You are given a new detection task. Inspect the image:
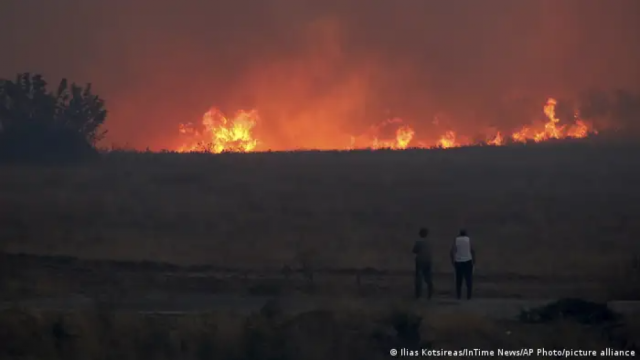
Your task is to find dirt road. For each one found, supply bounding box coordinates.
[3,253,637,320]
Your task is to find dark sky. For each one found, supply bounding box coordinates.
[1,0,639,149]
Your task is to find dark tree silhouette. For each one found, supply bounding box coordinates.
[0,72,108,163]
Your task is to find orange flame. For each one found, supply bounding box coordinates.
[437,131,458,149]
[177,109,258,153]
[511,127,530,143]
[508,97,594,144]
[395,125,415,149]
[352,117,416,150]
[487,132,504,146]
[176,97,595,152]
[567,119,589,138]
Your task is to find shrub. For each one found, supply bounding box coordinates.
[0,72,107,163]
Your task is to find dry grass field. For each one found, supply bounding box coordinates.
[2,139,640,359]
[1,139,640,300]
[0,301,638,360]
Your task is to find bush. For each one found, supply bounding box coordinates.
[0,72,107,164]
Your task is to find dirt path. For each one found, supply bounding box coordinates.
[3,253,636,320]
[2,295,639,320]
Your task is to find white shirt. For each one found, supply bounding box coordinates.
[453,236,473,262]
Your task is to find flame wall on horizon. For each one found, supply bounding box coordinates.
[1,0,639,150]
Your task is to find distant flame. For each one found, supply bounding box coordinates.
[437,131,458,149]
[175,97,595,153]
[509,97,594,144]
[395,125,415,149]
[487,132,504,146]
[177,109,258,153]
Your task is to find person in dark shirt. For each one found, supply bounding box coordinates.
[412,227,433,299]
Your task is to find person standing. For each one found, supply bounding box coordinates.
[412,227,434,299]
[450,229,475,300]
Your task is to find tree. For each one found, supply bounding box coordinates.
[0,72,108,163]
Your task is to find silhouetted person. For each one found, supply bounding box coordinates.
[450,229,475,300]
[412,227,433,299]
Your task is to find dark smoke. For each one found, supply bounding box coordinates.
[1,0,639,149]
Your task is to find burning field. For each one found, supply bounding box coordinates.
[2,0,640,298]
[46,1,634,154]
[3,140,640,285]
[4,2,640,358]
[175,97,596,153]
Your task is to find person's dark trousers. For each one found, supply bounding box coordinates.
[414,260,433,299]
[454,260,474,299]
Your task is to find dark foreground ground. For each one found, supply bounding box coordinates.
[2,142,640,282]
[1,296,638,360]
[1,142,640,358]
[1,253,639,359]
[0,252,614,301]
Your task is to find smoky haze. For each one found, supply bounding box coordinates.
[1,0,639,150]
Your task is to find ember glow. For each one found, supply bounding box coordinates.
[437,131,459,149]
[177,109,258,153]
[176,97,596,153]
[357,118,416,150]
[510,98,596,143]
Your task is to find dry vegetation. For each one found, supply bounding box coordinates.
[1,140,639,299]
[1,140,640,358]
[0,299,637,360]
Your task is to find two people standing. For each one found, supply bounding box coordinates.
[412,228,476,300]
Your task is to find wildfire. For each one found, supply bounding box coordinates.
[510,97,594,143]
[437,131,458,149]
[395,126,415,149]
[370,123,415,150]
[176,97,595,153]
[177,109,258,153]
[487,132,504,146]
[361,117,410,150]
[568,120,589,138]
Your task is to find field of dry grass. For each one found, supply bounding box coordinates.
[1,140,639,300]
[1,140,640,359]
[0,299,637,360]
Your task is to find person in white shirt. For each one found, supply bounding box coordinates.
[449,229,475,300]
